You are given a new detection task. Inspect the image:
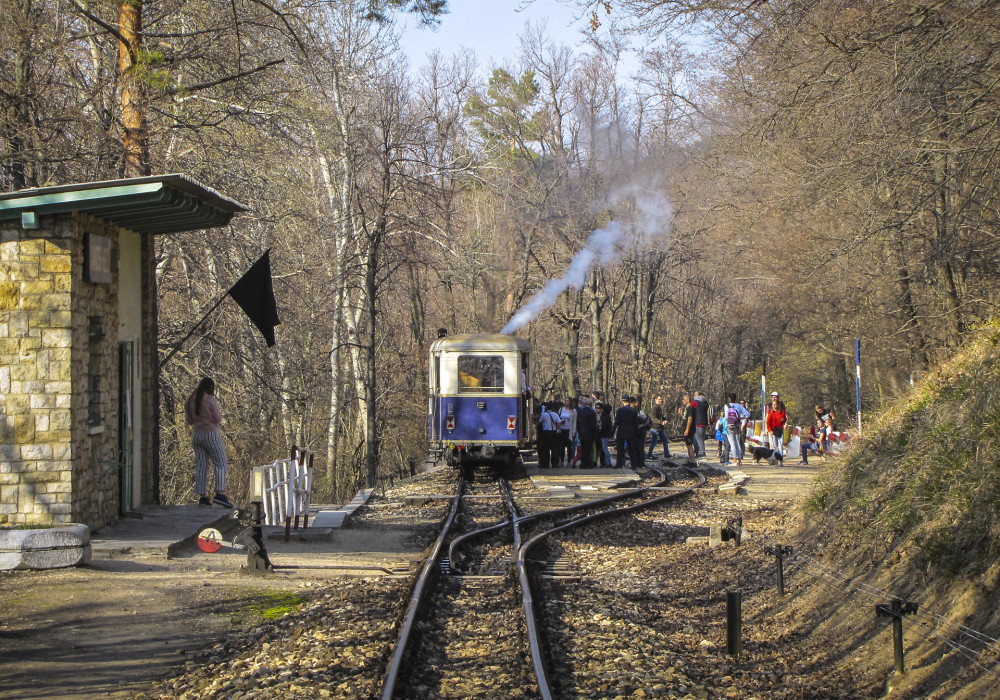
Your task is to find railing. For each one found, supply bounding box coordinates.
[258,445,315,541]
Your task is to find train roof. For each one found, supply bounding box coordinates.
[429,333,531,353]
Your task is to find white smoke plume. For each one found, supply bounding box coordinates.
[500,181,673,335]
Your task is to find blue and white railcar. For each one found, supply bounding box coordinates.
[428,333,532,466]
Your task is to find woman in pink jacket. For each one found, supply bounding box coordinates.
[184,377,233,508]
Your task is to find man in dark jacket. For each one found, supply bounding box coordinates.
[612,394,644,469]
[575,396,599,468]
[648,394,671,460]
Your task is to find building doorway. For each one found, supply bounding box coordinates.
[118,341,135,514]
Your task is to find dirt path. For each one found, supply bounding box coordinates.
[0,527,424,700]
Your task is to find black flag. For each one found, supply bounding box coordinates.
[228,249,280,347]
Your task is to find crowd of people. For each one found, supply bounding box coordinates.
[533,389,844,469]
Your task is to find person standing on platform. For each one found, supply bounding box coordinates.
[766,392,788,457]
[558,398,573,466]
[537,402,560,468]
[681,393,697,466]
[613,394,643,469]
[631,396,651,468]
[647,394,671,460]
[692,391,710,458]
[575,397,599,468]
[597,401,614,466]
[724,392,751,467]
[185,377,233,508]
[739,399,750,455]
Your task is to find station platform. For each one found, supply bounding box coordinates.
[89,500,362,561]
[701,453,821,501]
[90,504,238,559]
[523,466,642,497]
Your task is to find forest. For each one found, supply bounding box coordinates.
[2,0,998,503]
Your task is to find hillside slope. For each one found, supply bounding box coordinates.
[788,324,1000,698]
[806,323,1000,574]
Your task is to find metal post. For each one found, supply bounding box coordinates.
[892,609,904,675]
[726,589,742,656]
[760,357,767,440]
[875,599,918,676]
[855,339,862,438]
[777,553,785,596]
[765,545,793,596]
[241,501,273,575]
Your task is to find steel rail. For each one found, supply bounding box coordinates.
[379,478,466,700]
[446,517,511,573]
[446,467,669,573]
[516,463,706,699]
[507,468,677,700]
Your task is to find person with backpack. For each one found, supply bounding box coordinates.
[631,396,651,468]
[723,392,751,467]
[714,411,728,464]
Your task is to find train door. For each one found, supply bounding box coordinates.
[520,351,531,443]
[429,352,441,443]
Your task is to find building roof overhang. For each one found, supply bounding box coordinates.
[0,174,247,235]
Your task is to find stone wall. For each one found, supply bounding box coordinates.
[0,213,124,530]
[70,213,120,529]
[0,217,75,526]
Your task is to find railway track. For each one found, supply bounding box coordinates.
[380,475,536,699]
[379,460,708,699]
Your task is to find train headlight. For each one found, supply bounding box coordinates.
[483,443,496,458]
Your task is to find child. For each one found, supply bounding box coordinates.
[714,412,726,463]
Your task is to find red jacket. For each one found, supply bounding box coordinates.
[766,407,787,432]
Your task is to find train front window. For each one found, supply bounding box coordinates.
[457,355,504,393]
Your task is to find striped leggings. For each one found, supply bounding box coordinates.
[192,430,228,494]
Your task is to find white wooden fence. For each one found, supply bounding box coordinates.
[256,445,314,540]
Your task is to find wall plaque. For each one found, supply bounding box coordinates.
[84,233,113,284]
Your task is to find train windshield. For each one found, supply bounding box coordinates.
[457,355,504,393]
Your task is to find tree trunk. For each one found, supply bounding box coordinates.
[559,313,581,398]
[894,236,930,369]
[589,270,604,393]
[365,236,379,488]
[8,0,34,189]
[118,0,150,177]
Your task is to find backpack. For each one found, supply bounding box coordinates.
[638,411,651,431]
[725,403,740,427]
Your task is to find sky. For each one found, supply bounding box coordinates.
[398,0,622,73]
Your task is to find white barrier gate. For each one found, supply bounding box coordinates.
[257,445,314,540]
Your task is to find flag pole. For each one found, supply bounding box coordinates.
[855,338,862,437]
[157,291,229,370]
[760,356,767,441]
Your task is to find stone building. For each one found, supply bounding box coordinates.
[0,175,245,530]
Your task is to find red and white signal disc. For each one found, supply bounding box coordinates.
[197,527,224,553]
